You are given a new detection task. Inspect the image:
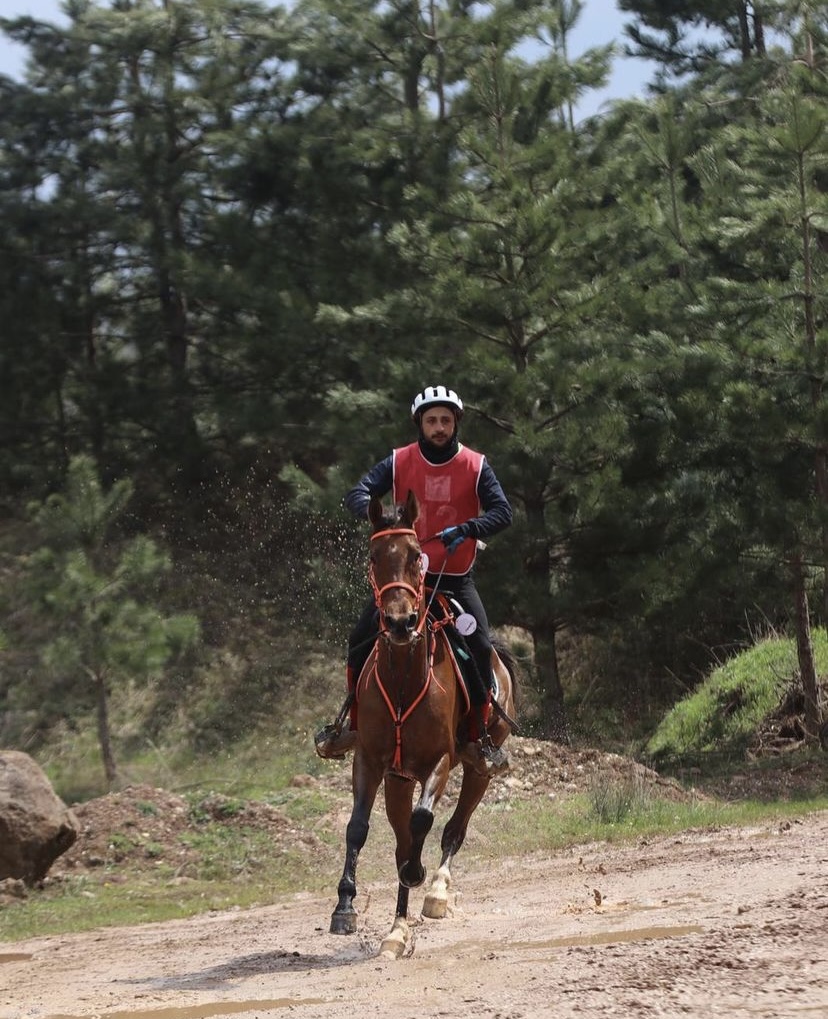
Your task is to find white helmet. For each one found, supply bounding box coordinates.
[410,385,464,419]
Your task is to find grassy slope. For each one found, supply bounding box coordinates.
[646,630,828,761]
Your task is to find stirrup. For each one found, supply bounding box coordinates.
[314,723,357,760]
[314,723,345,759]
[478,737,510,776]
[315,722,341,743]
[314,689,357,759]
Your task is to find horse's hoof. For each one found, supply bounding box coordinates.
[422,891,448,919]
[399,861,426,889]
[330,910,358,935]
[379,918,410,959]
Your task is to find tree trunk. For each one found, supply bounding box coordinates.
[737,3,751,60]
[751,3,766,57]
[531,625,570,744]
[791,555,822,741]
[522,490,570,743]
[94,673,118,787]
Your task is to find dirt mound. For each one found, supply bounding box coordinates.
[48,740,698,880]
[486,737,693,802]
[50,783,322,878]
[748,680,827,756]
[44,733,828,884]
[301,736,697,804]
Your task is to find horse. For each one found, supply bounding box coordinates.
[328,489,518,958]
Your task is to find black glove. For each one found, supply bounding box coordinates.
[439,523,470,554]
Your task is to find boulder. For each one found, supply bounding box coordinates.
[0,750,79,884]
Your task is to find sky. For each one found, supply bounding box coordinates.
[0,0,654,120]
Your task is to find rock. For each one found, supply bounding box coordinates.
[0,877,28,903]
[290,774,318,788]
[0,750,79,884]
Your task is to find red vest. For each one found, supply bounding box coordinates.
[392,442,483,575]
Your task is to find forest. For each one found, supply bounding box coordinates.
[1,0,826,777]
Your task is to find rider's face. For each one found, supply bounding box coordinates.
[420,408,456,446]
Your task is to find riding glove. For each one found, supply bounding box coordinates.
[439,524,470,554]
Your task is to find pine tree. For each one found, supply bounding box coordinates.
[321,31,616,740]
[687,61,828,736]
[617,0,783,74]
[24,455,200,785]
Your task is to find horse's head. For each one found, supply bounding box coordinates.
[368,491,424,645]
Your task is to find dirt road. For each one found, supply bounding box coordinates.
[2,809,826,1019]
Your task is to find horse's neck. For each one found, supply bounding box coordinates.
[375,633,430,681]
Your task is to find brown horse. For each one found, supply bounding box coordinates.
[329,490,518,958]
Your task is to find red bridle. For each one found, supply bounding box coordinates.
[369,527,426,636]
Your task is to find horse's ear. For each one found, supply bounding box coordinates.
[404,489,419,526]
[368,496,384,529]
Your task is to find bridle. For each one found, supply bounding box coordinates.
[369,527,427,640]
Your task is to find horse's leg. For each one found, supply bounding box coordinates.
[383,774,417,891]
[377,775,416,960]
[377,754,451,960]
[425,651,515,917]
[330,753,382,935]
[399,751,452,889]
[422,762,490,919]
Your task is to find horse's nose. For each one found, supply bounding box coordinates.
[383,611,418,638]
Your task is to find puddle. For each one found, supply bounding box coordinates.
[527,924,706,949]
[449,923,705,957]
[44,1000,328,1019]
[619,894,709,912]
[0,953,32,964]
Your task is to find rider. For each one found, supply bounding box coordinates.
[314,385,513,776]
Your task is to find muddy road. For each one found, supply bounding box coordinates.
[2,809,826,1019]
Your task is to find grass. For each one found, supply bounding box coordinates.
[587,770,654,825]
[0,864,320,944]
[466,782,828,862]
[3,758,827,946]
[0,811,339,945]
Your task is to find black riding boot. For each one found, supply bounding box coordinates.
[472,703,510,777]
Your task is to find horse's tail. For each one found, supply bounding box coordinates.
[491,635,522,732]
